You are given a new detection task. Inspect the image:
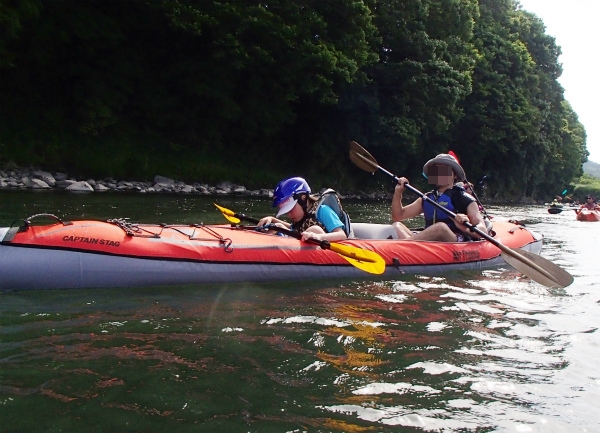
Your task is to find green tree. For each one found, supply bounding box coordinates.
[0,0,590,196]
[0,0,379,182]
[513,6,587,196]
[353,0,478,181]
[450,0,586,199]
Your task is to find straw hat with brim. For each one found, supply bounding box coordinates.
[423,154,466,182]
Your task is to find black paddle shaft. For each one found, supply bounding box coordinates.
[230,211,332,250]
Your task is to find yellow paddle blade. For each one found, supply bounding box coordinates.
[326,242,377,263]
[328,243,386,274]
[214,203,241,224]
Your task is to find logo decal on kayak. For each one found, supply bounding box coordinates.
[452,250,480,261]
[62,236,120,247]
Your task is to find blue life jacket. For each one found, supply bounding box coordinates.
[423,186,473,234]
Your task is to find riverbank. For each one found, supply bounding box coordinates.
[0,166,394,201]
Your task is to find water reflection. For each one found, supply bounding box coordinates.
[1,193,599,431]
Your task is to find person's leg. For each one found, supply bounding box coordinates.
[410,223,457,242]
[392,221,413,240]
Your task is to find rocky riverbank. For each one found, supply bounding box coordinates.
[0,167,393,200]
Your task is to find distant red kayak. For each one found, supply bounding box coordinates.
[576,208,600,222]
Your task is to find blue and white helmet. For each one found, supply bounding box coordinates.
[273,177,311,217]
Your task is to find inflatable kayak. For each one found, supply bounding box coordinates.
[0,214,543,290]
[576,208,600,222]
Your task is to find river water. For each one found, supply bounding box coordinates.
[0,190,598,432]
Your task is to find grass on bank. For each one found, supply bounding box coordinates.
[571,174,600,200]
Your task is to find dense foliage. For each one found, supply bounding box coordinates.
[0,0,588,199]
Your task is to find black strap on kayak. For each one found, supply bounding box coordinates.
[107,219,233,253]
[189,224,233,252]
[2,214,73,242]
[107,218,162,238]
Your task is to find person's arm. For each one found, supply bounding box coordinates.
[257,216,290,230]
[302,227,347,242]
[392,178,423,222]
[453,202,486,239]
[301,205,348,242]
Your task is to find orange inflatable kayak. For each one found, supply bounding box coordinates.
[576,209,600,222]
[0,214,543,290]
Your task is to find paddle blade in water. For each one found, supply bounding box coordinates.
[502,248,574,288]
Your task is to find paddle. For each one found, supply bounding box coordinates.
[575,207,600,214]
[449,150,492,222]
[213,203,385,275]
[349,141,574,288]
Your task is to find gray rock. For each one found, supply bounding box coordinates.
[27,179,51,189]
[94,183,110,191]
[33,171,56,187]
[260,189,274,198]
[153,175,175,186]
[65,181,94,192]
[216,181,235,191]
[56,179,77,189]
[154,183,174,192]
[54,172,68,181]
[117,181,133,190]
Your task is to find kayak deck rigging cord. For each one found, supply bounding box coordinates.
[108,218,235,252]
